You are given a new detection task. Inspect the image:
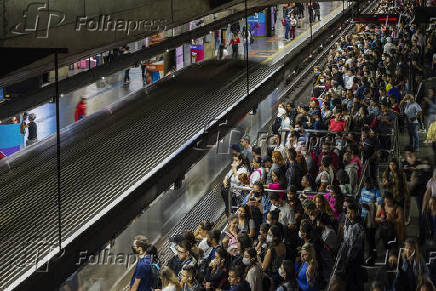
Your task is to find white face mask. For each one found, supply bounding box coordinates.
[298,231,303,239]
[266,235,273,243]
[242,257,251,266]
[277,107,286,117]
[278,267,286,278]
[270,204,277,211]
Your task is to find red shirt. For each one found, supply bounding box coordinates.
[75,101,87,121]
[329,119,346,132]
[229,37,241,45]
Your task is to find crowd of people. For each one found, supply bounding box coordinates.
[128,0,436,291]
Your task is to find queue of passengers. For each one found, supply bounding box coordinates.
[128,0,436,291]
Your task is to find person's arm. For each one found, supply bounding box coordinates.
[422,188,431,213]
[375,204,384,223]
[130,279,141,291]
[261,248,272,271]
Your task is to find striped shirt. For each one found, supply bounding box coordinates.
[359,187,382,218]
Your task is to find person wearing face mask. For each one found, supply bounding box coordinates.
[270,192,295,227]
[262,225,287,290]
[236,206,256,239]
[242,248,263,291]
[255,223,270,261]
[277,260,298,291]
[244,181,271,221]
[205,248,230,290]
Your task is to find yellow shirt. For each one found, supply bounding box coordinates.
[426,120,436,141]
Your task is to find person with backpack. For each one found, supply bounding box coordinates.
[130,239,154,291]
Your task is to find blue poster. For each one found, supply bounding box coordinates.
[0,88,3,101]
[248,12,266,36]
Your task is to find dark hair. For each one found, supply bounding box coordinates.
[146,244,159,261]
[260,223,270,234]
[252,146,261,156]
[347,202,359,213]
[270,191,280,201]
[384,191,394,200]
[182,264,195,275]
[199,221,214,232]
[208,230,221,243]
[136,240,150,253]
[269,209,280,221]
[269,225,282,241]
[245,247,257,260]
[215,247,228,265]
[177,239,192,252]
[281,260,295,282]
[253,180,264,192]
[253,156,262,165]
[229,264,245,279]
[237,233,252,253]
[287,148,297,160]
[183,231,197,246]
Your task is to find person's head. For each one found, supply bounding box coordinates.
[388,159,399,173]
[387,248,398,270]
[207,230,221,247]
[259,223,270,239]
[237,205,248,220]
[231,143,242,155]
[383,192,394,208]
[287,148,297,162]
[403,237,420,261]
[214,247,228,267]
[132,238,149,255]
[279,260,295,282]
[262,155,273,169]
[253,180,264,197]
[364,177,373,190]
[252,156,262,170]
[270,192,283,208]
[272,151,286,165]
[301,175,310,188]
[287,185,297,201]
[176,240,192,261]
[228,265,244,286]
[322,143,331,154]
[160,266,180,288]
[181,265,196,284]
[267,209,280,225]
[267,225,282,244]
[81,96,87,104]
[271,168,284,185]
[346,202,359,222]
[313,194,327,210]
[240,136,250,149]
[243,247,257,266]
[233,152,244,165]
[237,233,252,255]
[228,214,239,231]
[198,221,213,238]
[252,146,261,158]
[370,280,384,291]
[28,113,36,122]
[300,242,317,265]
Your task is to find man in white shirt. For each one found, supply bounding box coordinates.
[270,192,295,226]
[343,69,354,90]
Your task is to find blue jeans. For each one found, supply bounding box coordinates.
[408,122,419,150]
[285,25,290,39]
